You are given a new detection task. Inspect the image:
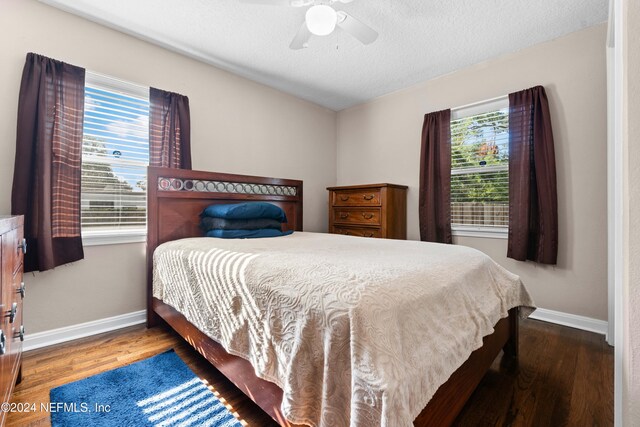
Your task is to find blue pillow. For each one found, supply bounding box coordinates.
[200,217,283,231]
[201,202,288,223]
[205,229,293,239]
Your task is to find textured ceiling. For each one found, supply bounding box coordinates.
[39,0,608,111]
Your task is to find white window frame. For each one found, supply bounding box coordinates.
[81,71,149,247]
[450,96,509,239]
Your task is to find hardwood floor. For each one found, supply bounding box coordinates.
[7,318,613,427]
[453,319,613,427]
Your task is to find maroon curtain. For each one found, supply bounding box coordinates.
[507,86,558,264]
[149,87,191,169]
[11,53,85,272]
[419,109,452,243]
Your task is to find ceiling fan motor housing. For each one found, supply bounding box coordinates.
[305,5,338,36]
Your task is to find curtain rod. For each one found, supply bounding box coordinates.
[452,94,508,112]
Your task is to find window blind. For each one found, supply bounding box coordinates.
[81,73,150,231]
[450,107,509,229]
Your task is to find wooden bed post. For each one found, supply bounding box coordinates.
[146,166,160,328]
[503,307,520,358]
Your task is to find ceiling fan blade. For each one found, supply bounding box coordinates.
[290,21,312,50]
[336,11,378,44]
[239,0,292,5]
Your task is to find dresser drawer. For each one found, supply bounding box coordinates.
[9,297,23,367]
[13,238,24,278]
[332,208,381,226]
[332,189,381,206]
[2,298,23,364]
[332,226,381,238]
[3,230,24,277]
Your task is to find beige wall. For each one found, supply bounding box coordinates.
[624,0,640,423]
[0,0,336,333]
[337,25,608,320]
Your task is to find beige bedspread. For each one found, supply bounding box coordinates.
[153,232,535,427]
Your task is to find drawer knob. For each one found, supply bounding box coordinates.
[6,302,17,323]
[16,325,25,342]
[363,194,375,201]
[340,195,349,201]
[339,213,349,219]
[17,282,25,299]
[0,331,5,355]
[364,232,374,237]
[362,213,374,219]
[18,238,27,254]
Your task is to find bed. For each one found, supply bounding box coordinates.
[146,166,534,427]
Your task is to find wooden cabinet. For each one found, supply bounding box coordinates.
[0,216,24,426]
[327,184,407,240]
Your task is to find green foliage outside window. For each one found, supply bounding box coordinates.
[451,109,509,227]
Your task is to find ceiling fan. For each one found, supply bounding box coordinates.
[239,0,378,50]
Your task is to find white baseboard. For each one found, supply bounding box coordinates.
[23,310,146,352]
[529,307,608,337]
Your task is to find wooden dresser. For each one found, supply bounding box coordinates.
[327,184,408,239]
[0,216,24,426]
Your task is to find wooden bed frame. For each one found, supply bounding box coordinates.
[146,166,519,427]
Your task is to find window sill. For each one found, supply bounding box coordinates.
[82,229,147,247]
[452,226,508,239]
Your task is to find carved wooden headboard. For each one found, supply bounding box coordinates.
[145,166,303,322]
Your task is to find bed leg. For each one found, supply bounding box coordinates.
[147,307,160,328]
[503,308,519,358]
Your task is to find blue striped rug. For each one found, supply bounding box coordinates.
[50,349,243,427]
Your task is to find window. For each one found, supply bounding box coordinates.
[81,72,149,245]
[450,97,509,237]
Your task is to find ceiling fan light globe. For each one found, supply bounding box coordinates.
[305,5,337,36]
